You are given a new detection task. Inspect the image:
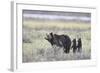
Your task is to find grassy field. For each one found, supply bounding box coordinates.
[22,20,91,63]
[23,20,90,30]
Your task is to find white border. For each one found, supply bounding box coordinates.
[11,1,97,72]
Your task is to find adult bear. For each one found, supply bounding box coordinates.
[45,32,71,53]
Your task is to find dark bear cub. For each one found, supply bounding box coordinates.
[72,39,77,53]
[77,38,82,52]
[72,38,82,53]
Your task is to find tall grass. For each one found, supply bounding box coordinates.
[23,20,90,30]
[22,20,91,63]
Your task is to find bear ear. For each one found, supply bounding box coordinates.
[78,38,81,40]
[50,32,53,38]
[45,33,50,40]
[44,37,47,40]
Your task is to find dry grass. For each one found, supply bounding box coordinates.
[23,20,90,30]
[22,20,91,63]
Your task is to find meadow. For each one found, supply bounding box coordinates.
[22,20,91,63]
